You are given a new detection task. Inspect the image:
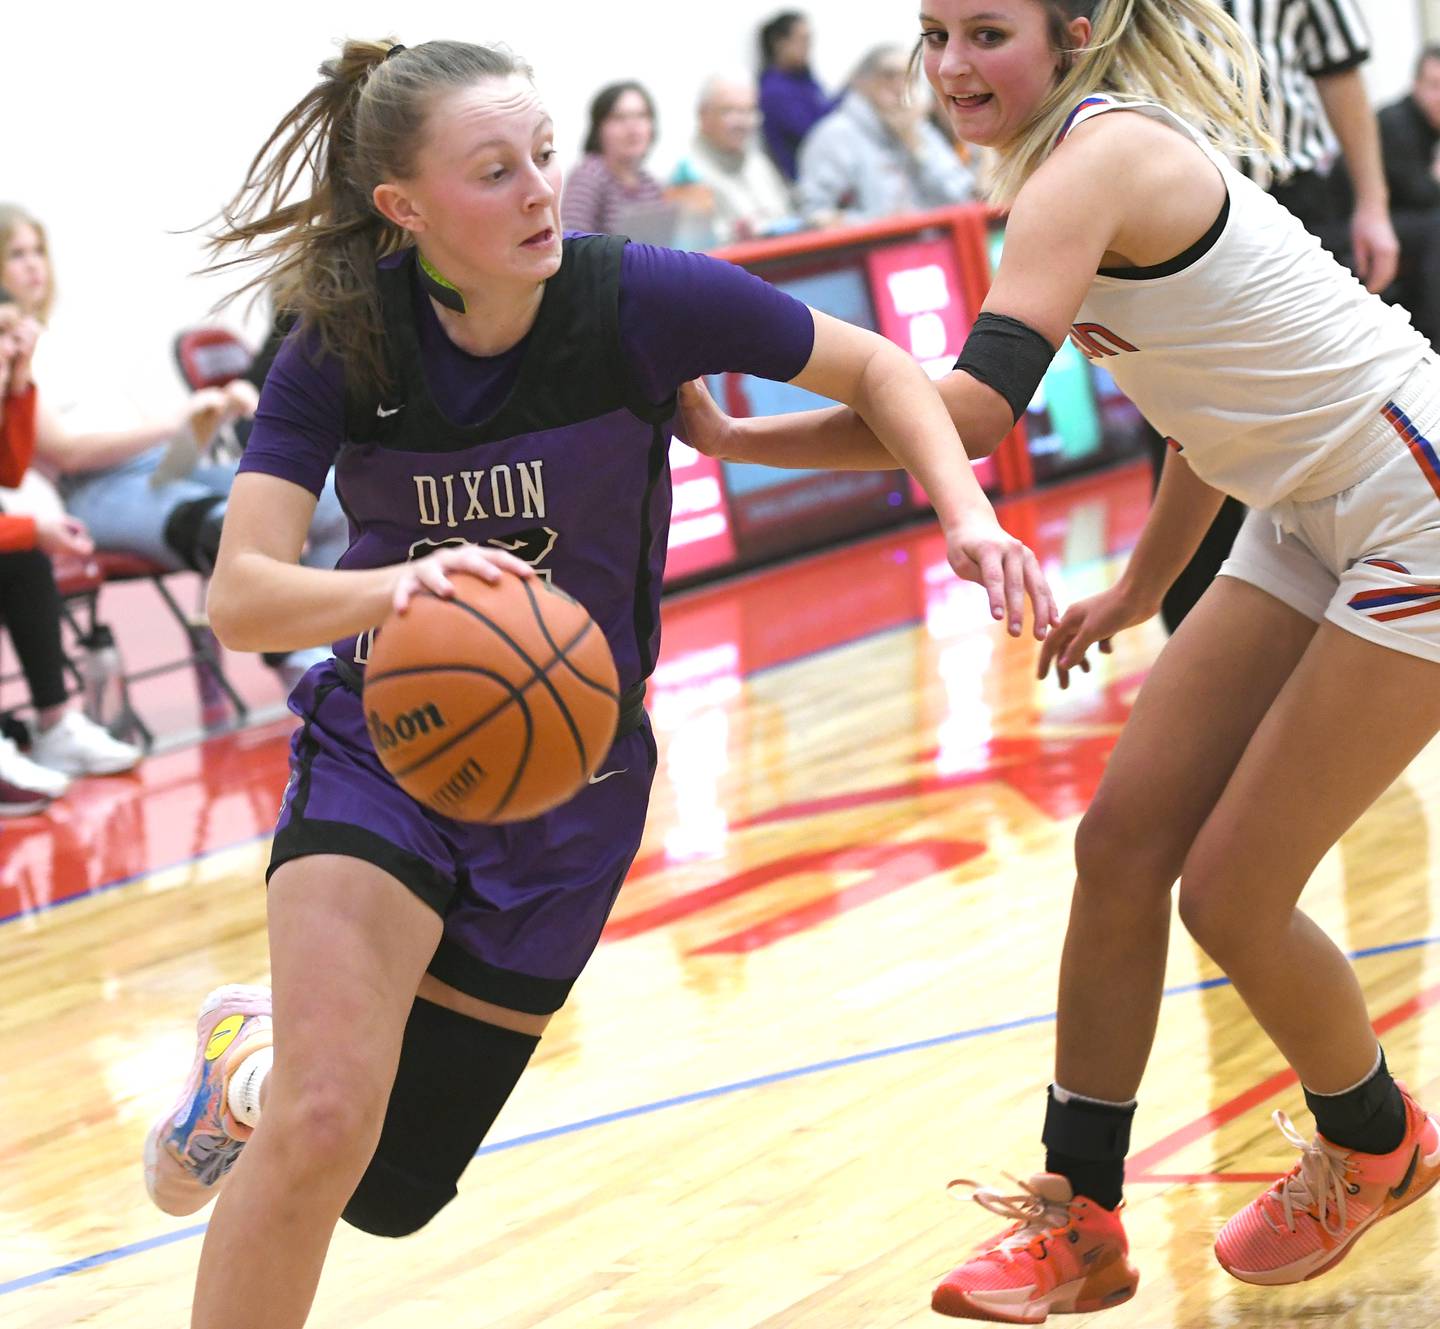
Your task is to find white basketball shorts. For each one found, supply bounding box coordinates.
[1220,359,1440,664]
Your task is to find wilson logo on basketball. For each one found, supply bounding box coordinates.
[367,702,448,752]
[363,571,620,823]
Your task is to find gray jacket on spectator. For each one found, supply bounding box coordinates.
[795,91,974,223]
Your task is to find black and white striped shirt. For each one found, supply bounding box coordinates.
[1224,0,1373,180]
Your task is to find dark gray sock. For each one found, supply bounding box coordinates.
[1304,1050,1407,1156]
[1042,1084,1136,1211]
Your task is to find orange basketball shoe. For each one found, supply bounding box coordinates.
[932,1174,1139,1323]
[1215,1087,1440,1286]
[143,985,272,1216]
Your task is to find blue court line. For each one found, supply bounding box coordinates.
[0,1226,208,1296]
[6,930,1440,1300]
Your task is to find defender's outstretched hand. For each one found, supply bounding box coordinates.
[1037,583,1156,688]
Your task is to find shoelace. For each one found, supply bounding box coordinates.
[948,1177,1071,1260]
[1265,1111,1355,1238]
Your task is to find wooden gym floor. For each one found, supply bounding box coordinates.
[5,460,1439,1327]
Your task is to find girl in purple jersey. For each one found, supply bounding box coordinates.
[140,37,1055,1329]
[682,0,1440,1320]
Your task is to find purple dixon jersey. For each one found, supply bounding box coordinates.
[241,236,814,691]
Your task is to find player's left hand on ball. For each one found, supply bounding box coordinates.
[392,544,535,616]
[944,513,1059,639]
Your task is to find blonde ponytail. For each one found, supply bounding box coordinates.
[986,0,1280,203]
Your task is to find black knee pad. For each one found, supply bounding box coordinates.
[341,1153,455,1239]
[162,496,227,573]
[341,998,539,1238]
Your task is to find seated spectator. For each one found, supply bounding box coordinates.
[0,203,344,690]
[671,74,799,244]
[0,304,141,815]
[561,82,668,237]
[1379,46,1440,347]
[795,46,976,227]
[758,11,834,183]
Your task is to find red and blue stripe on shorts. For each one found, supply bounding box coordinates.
[1346,402,1440,622]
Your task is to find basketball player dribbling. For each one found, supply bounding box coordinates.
[142,38,1056,1329]
[677,0,1440,1320]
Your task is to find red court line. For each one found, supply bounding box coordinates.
[1128,978,1440,1181]
[1127,1066,1299,1177]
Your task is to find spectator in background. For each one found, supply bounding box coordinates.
[1227,0,1397,288]
[0,303,141,812]
[795,45,975,227]
[758,11,833,182]
[561,82,666,236]
[0,204,344,692]
[925,83,983,181]
[671,74,798,244]
[1379,47,1440,347]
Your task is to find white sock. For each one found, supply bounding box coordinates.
[1053,1082,1137,1110]
[226,1045,273,1129]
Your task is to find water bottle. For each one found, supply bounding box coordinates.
[80,624,127,731]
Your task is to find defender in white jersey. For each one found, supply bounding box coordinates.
[678,0,1440,1320]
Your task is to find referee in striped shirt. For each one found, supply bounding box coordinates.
[1231,0,1398,290]
[1156,0,1401,633]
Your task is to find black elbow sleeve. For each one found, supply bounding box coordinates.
[953,313,1059,425]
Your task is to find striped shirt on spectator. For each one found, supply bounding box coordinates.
[560,154,667,236]
[1224,0,1373,181]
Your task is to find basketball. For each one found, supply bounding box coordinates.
[362,571,620,823]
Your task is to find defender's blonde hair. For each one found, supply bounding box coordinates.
[968,0,1280,203]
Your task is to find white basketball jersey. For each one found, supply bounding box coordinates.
[1059,96,1430,508]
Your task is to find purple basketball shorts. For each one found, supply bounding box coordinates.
[267,661,655,1014]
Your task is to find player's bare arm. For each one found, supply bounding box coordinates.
[680,113,1161,472]
[208,472,531,653]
